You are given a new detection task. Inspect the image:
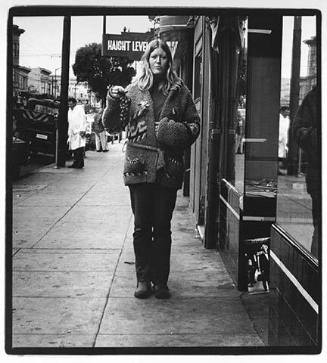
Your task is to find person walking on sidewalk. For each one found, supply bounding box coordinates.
[103,39,200,299]
[92,106,109,152]
[67,97,87,168]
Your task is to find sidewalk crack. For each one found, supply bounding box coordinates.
[92,213,133,348]
[30,181,101,249]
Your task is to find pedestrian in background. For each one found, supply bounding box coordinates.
[92,106,108,152]
[278,106,290,174]
[103,39,200,299]
[292,86,320,258]
[67,97,87,168]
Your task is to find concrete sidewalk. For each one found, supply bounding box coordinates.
[11,142,263,349]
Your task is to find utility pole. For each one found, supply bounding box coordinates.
[287,16,302,175]
[56,16,71,167]
[51,76,54,97]
[102,15,107,108]
[102,15,106,56]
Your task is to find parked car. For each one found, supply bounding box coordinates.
[14,98,59,157]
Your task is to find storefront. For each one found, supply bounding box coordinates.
[270,15,320,345]
[158,10,320,347]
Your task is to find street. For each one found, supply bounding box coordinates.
[11,142,263,349]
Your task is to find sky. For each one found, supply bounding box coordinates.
[13,15,153,77]
[13,14,316,79]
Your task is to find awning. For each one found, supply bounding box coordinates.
[158,16,194,40]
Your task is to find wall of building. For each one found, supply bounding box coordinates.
[157,13,320,348]
[68,80,90,102]
[270,225,319,345]
[28,68,52,94]
[12,25,31,98]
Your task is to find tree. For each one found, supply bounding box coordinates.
[72,43,136,102]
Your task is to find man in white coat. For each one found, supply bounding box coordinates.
[67,98,87,168]
[278,106,290,174]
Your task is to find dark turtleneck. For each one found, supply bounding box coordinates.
[150,76,167,123]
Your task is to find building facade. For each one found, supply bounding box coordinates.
[158,12,320,349]
[28,67,52,95]
[12,25,31,100]
[299,36,317,101]
[68,79,90,103]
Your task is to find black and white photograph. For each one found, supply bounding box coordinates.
[2,0,325,358]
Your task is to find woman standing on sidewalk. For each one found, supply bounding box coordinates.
[92,106,109,152]
[103,39,200,299]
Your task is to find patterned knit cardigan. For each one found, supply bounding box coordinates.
[102,79,200,189]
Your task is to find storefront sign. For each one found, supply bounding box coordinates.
[102,32,154,60]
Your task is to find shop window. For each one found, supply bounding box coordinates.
[276,16,319,261]
[234,20,247,193]
[226,17,248,194]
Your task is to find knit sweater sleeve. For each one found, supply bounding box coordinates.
[181,87,200,144]
[102,91,131,133]
[156,86,200,152]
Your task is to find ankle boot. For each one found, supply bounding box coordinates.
[134,281,152,299]
[154,284,171,299]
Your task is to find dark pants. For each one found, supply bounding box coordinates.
[72,147,84,168]
[129,183,177,285]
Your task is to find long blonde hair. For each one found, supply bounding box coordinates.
[135,39,180,95]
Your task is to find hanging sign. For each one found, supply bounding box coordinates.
[102,31,154,60]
